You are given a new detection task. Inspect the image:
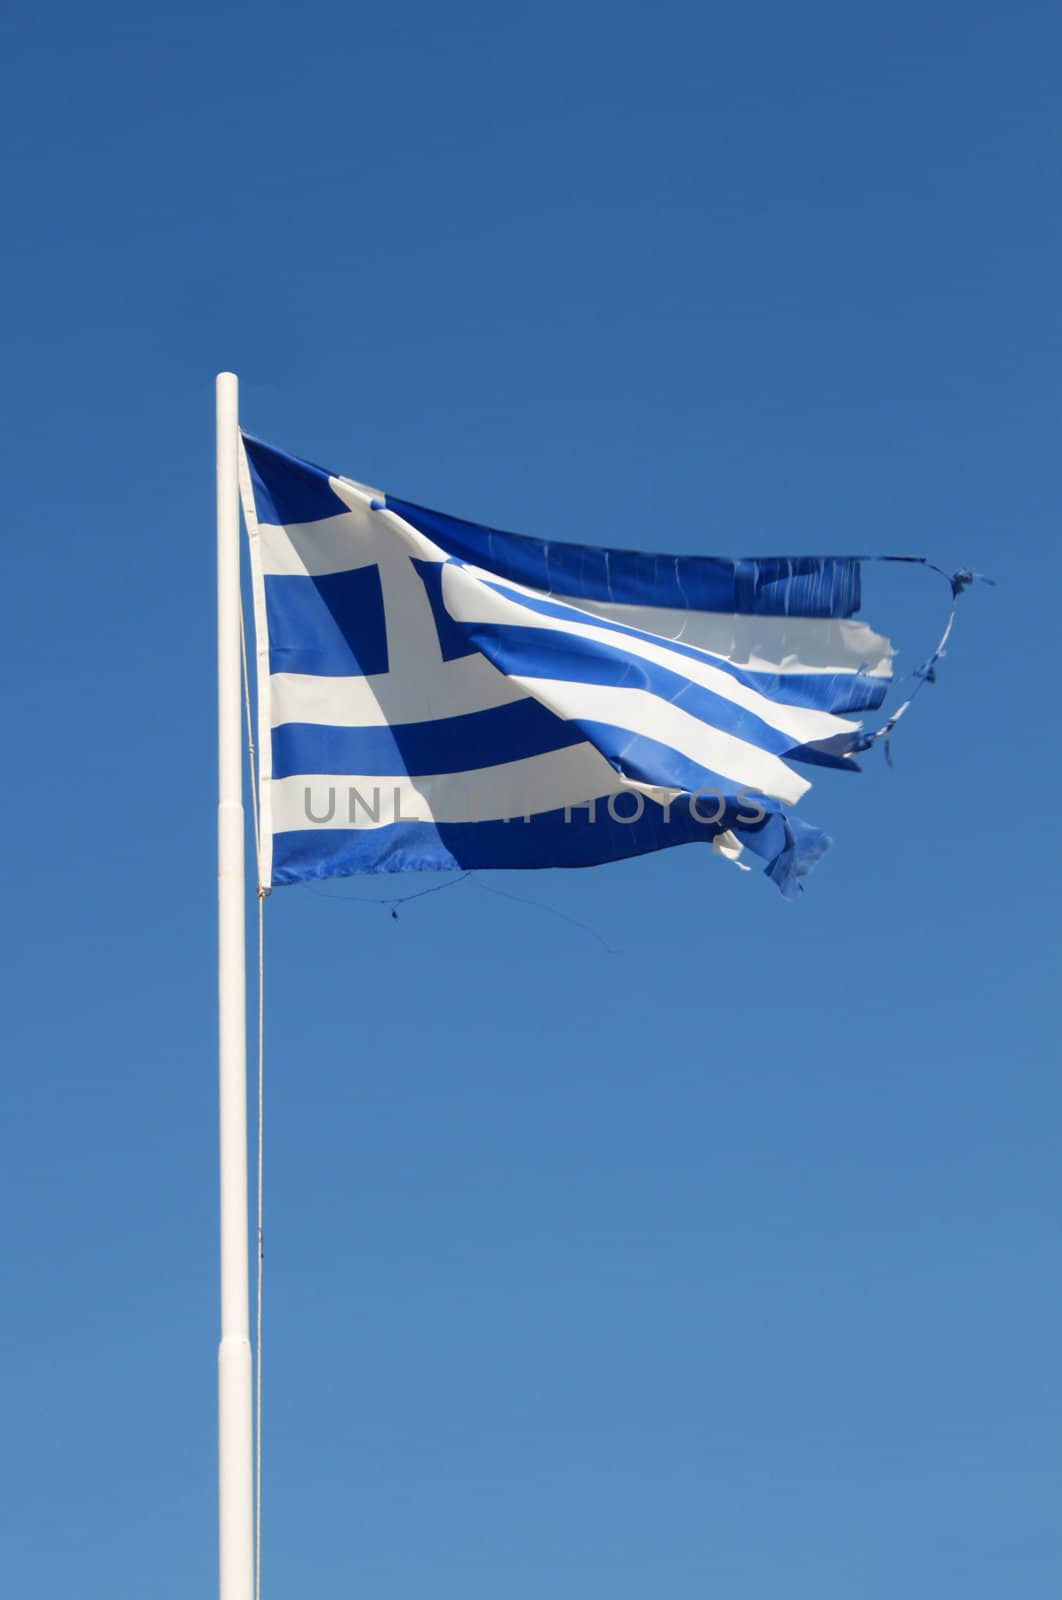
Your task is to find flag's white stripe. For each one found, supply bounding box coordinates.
[269,656,527,728]
[256,513,376,577]
[441,561,858,752]
[552,595,893,678]
[505,676,809,803]
[271,743,635,831]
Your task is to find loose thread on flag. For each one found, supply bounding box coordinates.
[308,871,621,953]
[467,876,623,955]
[307,872,472,910]
[864,564,992,766]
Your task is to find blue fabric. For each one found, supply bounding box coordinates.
[264,566,389,677]
[271,791,823,902]
[242,432,350,526]
[271,698,585,779]
[387,495,863,618]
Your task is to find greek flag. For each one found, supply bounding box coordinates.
[239,434,919,897]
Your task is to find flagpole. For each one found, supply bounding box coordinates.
[216,371,255,1600]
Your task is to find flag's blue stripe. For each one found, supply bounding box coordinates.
[242,432,350,525]
[453,623,862,767]
[572,721,785,796]
[271,799,824,900]
[462,574,886,717]
[388,495,862,618]
[264,567,389,677]
[271,784,819,898]
[733,812,833,896]
[271,698,585,779]
[272,809,728,878]
[744,668,888,716]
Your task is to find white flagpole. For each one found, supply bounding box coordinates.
[216,371,255,1600]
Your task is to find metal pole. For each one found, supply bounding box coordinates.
[216,371,254,1600]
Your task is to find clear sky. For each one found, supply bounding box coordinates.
[2,2,1058,1596]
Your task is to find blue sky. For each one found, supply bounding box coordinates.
[2,2,1059,1595]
